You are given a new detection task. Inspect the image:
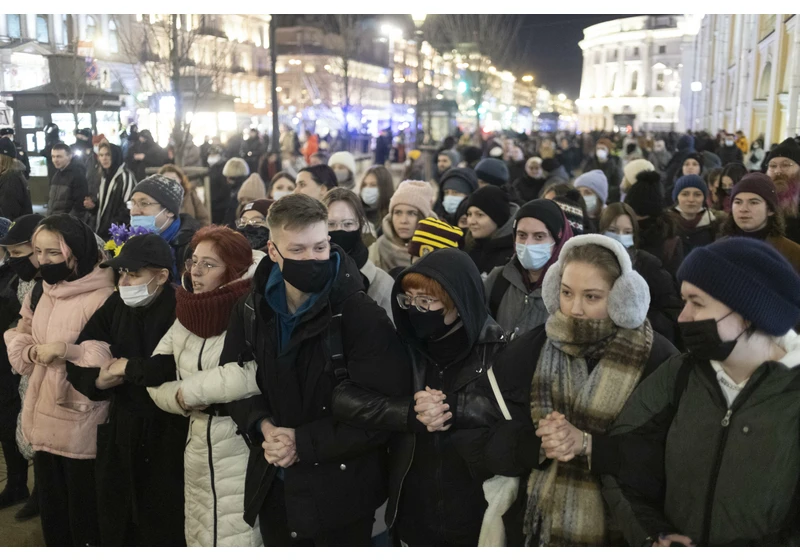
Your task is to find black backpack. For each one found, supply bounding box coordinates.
[241,292,349,382]
[488,274,511,320]
[29,279,44,313]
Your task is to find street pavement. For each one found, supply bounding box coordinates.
[0,453,43,546]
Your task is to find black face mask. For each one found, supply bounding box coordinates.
[239,225,270,251]
[678,312,746,361]
[7,254,38,282]
[39,261,73,285]
[329,230,361,254]
[276,246,332,294]
[408,307,453,340]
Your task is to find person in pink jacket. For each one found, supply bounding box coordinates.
[3,214,114,546]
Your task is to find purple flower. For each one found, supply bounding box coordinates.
[107,223,152,246]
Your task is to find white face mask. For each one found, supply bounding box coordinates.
[119,277,159,308]
[360,187,379,206]
[583,194,599,214]
[515,242,554,271]
[335,169,351,184]
[596,149,608,162]
[272,190,291,201]
[604,231,634,249]
[725,140,734,147]
[443,194,465,215]
[207,155,222,166]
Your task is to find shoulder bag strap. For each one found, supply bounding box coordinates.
[487,366,512,421]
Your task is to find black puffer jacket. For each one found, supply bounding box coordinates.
[47,159,88,219]
[333,248,509,546]
[0,265,21,440]
[0,160,32,220]
[632,249,682,347]
[223,245,410,539]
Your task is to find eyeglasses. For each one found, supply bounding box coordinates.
[237,217,267,228]
[185,259,224,275]
[396,293,440,313]
[327,220,359,231]
[127,199,161,210]
[767,162,798,173]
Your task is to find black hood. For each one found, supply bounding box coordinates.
[391,248,488,361]
[103,143,123,181]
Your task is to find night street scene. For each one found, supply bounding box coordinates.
[1,10,800,549]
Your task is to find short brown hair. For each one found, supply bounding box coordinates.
[158,163,190,192]
[323,187,369,231]
[562,243,622,286]
[267,193,328,237]
[599,203,640,248]
[400,272,456,314]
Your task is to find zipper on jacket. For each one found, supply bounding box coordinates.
[207,416,219,547]
[435,367,446,540]
[197,339,207,372]
[391,438,416,528]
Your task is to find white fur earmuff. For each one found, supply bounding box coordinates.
[541,234,651,329]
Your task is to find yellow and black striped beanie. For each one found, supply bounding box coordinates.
[407,217,464,258]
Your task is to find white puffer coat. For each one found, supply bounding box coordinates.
[147,320,262,547]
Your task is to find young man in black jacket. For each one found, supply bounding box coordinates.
[222,193,410,546]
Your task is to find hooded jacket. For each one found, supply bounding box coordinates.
[0,159,32,220]
[48,158,89,220]
[603,332,800,546]
[223,245,410,539]
[126,131,168,182]
[4,266,115,459]
[93,145,137,240]
[332,249,509,545]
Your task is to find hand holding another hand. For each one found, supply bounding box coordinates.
[414,386,452,432]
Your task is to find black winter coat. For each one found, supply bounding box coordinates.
[718,145,743,166]
[126,141,169,182]
[467,216,516,276]
[632,249,682,347]
[170,213,200,278]
[483,323,678,544]
[0,162,32,220]
[512,175,547,203]
[672,208,720,255]
[223,245,410,539]
[333,248,509,546]
[208,161,229,225]
[66,287,187,546]
[604,354,800,546]
[0,266,21,440]
[47,159,88,220]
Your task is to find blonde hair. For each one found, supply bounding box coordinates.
[31,225,75,270]
[0,154,15,176]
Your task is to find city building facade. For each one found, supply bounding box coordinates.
[685,14,800,145]
[576,15,702,132]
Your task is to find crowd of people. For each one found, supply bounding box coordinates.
[0,121,799,548]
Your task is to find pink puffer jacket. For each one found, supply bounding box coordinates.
[4,267,115,459]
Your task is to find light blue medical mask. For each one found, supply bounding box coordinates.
[515,242,554,271]
[443,194,466,215]
[583,194,599,214]
[604,231,634,249]
[130,209,167,233]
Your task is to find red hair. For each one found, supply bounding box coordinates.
[190,225,252,285]
[400,272,456,314]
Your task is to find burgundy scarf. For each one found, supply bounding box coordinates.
[176,278,252,338]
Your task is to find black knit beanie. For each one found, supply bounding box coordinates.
[625,170,664,218]
[465,186,510,228]
[678,237,800,336]
[766,137,800,166]
[514,199,564,239]
[440,168,479,196]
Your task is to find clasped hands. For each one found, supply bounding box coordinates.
[414,386,452,432]
[261,419,298,468]
[536,411,588,463]
[29,342,66,366]
[95,357,128,390]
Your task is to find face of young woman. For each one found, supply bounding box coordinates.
[732,192,772,232]
[404,286,458,325]
[295,171,327,201]
[467,207,498,240]
[559,261,613,320]
[391,204,421,241]
[327,201,359,232]
[682,158,701,176]
[677,188,705,217]
[189,240,227,293]
[34,230,68,267]
[678,281,746,341]
[607,214,634,235]
[270,177,296,199]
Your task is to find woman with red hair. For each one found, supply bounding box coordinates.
[106,225,263,546]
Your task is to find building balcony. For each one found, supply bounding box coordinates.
[196,26,228,39]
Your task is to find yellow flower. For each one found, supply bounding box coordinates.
[114,243,124,257]
[104,239,117,251]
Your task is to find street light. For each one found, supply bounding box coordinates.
[411,14,427,146]
[521,75,534,83]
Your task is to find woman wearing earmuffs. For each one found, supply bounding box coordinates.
[482,234,678,546]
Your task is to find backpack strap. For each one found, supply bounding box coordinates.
[329,312,348,383]
[488,272,511,319]
[672,356,693,409]
[29,280,44,314]
[238,292,257,367]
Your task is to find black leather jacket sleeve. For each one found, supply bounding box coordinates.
[332,379,414,432]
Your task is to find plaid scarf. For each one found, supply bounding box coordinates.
[523,310,653,546]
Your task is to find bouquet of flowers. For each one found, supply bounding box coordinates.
[104,223,152,257]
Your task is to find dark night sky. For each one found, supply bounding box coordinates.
[513,15,636,99]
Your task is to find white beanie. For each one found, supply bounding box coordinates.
[621,159,655,192]
[327,151,357,175]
